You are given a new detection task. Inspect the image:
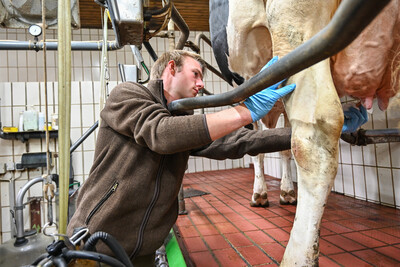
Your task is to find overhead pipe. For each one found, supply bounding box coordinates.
[192,33,230,83]
[0,4,186,52]
[170,4,189,50]
[0,40,122,51]
[168,0,391,112]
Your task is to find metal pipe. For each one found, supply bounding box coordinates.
[167,18,175,51]
[168,0,391,112]
[170,4,189,50]
[186,34,229,82]
[341,128,400,146]
[99,10,109,115]
[42,0,52,182]
[14,177,44,243]
[0,40,122,51]
[70,121,99,153]
[195,33,211,48]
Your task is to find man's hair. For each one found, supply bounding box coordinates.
[150,50,207,79]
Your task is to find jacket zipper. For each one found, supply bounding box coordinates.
[130,156,165,259]
[85,181,119,225]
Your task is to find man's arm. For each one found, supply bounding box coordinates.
[206,56,296,141]
[206,104,252,141]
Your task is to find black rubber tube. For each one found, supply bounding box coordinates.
[63,249,126,267]
[52,256,68,267]
[143,41,158,62]
[83,231,133,267]
[31,253,50,265]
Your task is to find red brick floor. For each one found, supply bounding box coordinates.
[175,168,400,267]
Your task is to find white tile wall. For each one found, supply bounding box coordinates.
[262,95,400,209]
[1,25,399,244]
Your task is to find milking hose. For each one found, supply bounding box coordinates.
[83,231,133,267]
[62,249,126,267]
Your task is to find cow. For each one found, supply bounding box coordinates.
[209,1,297,208]
[209,0,400,265]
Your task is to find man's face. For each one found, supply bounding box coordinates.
[170,57,204,99]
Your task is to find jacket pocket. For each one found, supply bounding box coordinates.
[85,181,119,225]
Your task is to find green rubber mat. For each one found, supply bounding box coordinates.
[165,229,187,267]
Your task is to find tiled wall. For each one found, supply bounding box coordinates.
[0,28,243,243]
[263,99,400,209]
[0,26,399,244]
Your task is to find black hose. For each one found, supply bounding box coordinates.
[83,231,133,267]
[147,0,171,16]
[143,42,158,62]
[52,256,68,267]
[31,253,50,265]
[63,249,126,267]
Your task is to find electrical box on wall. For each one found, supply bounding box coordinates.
[106,0,144,46]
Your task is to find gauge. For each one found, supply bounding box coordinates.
[28,24,42,37]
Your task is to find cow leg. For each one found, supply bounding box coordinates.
[281,61,343,266]
[279,149,296,205]
[280,115,296,205]
[264,1,342,264]
[250,121,269,207]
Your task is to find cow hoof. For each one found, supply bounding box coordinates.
[279,190,297,205]
[250,193,270,207]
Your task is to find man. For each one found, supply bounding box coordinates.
[67,50,365,266]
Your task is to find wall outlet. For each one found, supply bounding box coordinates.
[6,162,15,171]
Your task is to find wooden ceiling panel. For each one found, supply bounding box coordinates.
[78,0,210,32]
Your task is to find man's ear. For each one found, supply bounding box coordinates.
[167,60,176,75]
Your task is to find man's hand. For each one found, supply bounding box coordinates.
[342,104,368,133]
[244,56,296,122]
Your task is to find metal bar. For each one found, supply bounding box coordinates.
[170,4,189,50]
[143,41,158,61]
[195,33,211,48]
[0,40,122,51]
[70,121,99,153]
[14,177,44,244]
[168,0,391,112]
[341,128,400,146]
[58,0,72,237]
[0,130,58,142]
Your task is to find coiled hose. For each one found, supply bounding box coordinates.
[63,249,126,267]
[83,231,133,267]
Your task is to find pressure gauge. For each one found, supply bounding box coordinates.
[28,24,42,37]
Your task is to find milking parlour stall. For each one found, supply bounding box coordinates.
[0,0,399,266]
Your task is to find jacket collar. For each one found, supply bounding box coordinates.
[147,79,167,108]
[147,79,194,115]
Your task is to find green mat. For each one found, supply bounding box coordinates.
[165,229,187,267]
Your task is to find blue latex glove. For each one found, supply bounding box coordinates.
[342,104,368,133]
[244,56,296,122]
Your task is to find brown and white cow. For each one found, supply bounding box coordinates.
[210,0,297,209]
[211,0,400,265]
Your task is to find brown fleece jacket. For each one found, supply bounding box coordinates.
[66,79,291,260]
